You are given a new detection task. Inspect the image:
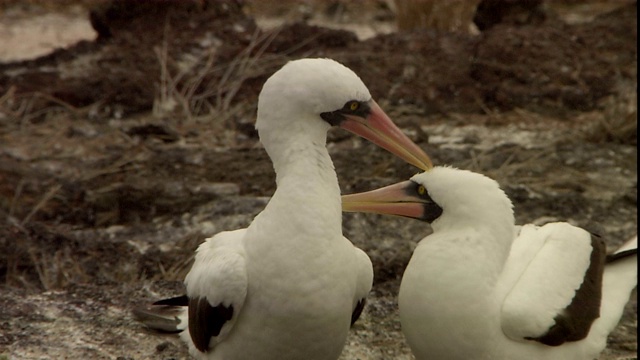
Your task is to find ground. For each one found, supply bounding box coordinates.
[0,1,637,359]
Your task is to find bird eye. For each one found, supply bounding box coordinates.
[349,101,359,111]
[417,185,427,196]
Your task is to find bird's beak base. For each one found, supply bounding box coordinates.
[342,180,427,220]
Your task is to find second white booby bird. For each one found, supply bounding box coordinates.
[133,58,432,359]
[341,166,637,360]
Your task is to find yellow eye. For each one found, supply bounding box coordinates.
[349,101,359,111]
[417,185,426,196]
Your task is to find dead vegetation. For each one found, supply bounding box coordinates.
[392,0,481,33]
[582,87,638,145]
[152,27,281,124]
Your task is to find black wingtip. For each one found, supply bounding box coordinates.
[189,297,234,353]
[606,248,638,263]
[350,298,367,327]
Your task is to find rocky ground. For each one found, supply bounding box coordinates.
[0,1,636,359]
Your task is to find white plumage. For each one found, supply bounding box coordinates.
[134,58,432,360]
[342,166,637,360]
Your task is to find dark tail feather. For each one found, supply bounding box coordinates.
[132,295,189,333]
[350,298,366,327]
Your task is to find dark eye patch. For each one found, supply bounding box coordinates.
[342,100,370,117]
[406,181,443,223]
[320,100,371,126]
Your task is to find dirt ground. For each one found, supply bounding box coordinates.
[0,1,637,359]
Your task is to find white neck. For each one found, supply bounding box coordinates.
[273,137,341,207]
[255,116,342,243]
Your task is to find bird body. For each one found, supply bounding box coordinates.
[178,136,370,359]
[134,58,432,360]
[342,166,637,360]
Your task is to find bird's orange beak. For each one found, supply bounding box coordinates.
[341,180,440,222]
[339,100,433,171]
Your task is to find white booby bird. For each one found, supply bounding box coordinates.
[341,166,637,360]
[133,58,432,359]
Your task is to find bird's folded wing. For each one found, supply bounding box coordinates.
[500,222,606,346]
[496,224,546,297]
[184,229,248,353]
